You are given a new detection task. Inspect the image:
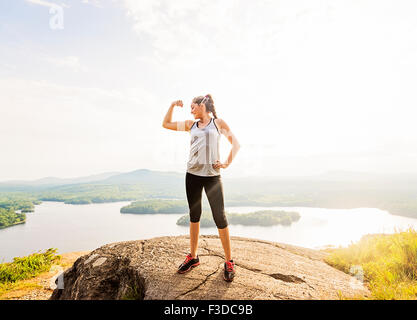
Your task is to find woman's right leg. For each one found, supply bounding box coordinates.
[189,222,200,258]
[185,172,204,258]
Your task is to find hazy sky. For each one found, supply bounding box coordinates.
[1,0,416,181]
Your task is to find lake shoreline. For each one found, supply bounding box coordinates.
[0,220,26,230]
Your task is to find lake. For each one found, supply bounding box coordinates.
[1,201,417,262]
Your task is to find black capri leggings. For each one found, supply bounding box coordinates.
[185,172,228,229]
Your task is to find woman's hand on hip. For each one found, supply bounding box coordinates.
[213,160,229,169]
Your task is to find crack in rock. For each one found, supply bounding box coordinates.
[175,262,222,299]
[200,250,224,260]
[269,273,305,284]
[234,263,262,273]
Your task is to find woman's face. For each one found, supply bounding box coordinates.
[190,101,206,119]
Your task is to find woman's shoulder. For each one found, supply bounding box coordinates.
[185,119,196,131]
[213,118,223,129]
[214,118,229,131]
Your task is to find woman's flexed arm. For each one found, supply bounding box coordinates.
[162,100,193,131]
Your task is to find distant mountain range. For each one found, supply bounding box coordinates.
[97,169,184,185]
[0,171,121,187]
[0,169,185,193]
[1,168,416,193]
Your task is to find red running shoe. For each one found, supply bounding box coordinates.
[224,259,235,282]
[177,253,200,274]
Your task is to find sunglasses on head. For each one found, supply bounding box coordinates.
[200,96,208,104]
[192,96,208,107]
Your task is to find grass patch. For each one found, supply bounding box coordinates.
[325,227,417,299]
[0,248,61,284]
[0,282,43,297]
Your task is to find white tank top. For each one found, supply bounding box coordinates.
[187,117,221,176]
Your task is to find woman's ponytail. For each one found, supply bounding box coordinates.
[204,94,217,119]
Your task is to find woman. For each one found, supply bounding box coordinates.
[162,94,241,282]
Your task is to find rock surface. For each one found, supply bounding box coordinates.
[50,235,369,300]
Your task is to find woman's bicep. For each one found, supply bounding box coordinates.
[163,120,193,131]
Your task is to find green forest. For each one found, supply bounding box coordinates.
[0,208,26,229]
[0,195,41,229]
[120,199,188,214]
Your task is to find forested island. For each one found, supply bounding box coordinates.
[120,199,188,214]
[0,196,41,229]
[0,208,26,229]
[176,210,301,227]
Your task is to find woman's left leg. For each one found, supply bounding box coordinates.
[204,175,232,261]
[217,226,232,262]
